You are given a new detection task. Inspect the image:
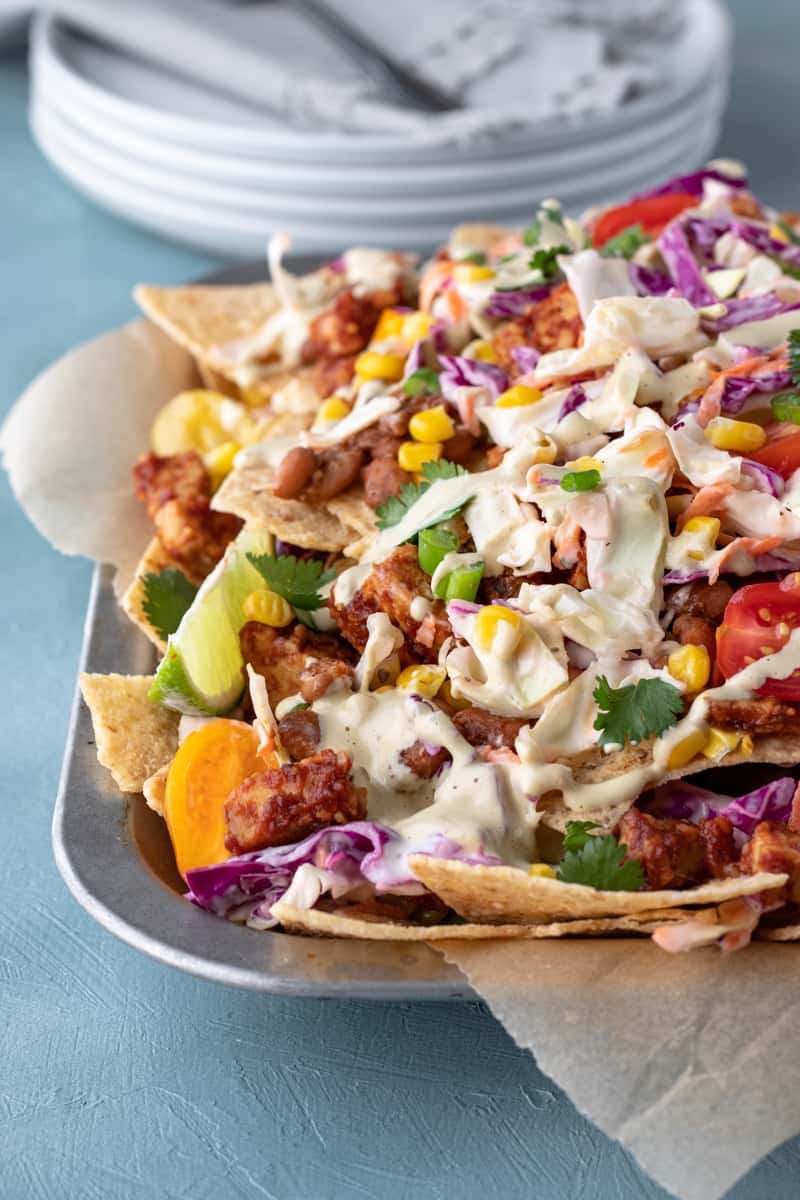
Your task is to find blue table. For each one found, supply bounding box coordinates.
[3,7,800,1194]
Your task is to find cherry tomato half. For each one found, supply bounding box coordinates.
[716,579,800,699]
[748,430,800,478]
[592,193,697,247]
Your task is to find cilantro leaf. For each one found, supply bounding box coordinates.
[522,219,541,247]
[557,834,644,891]
[529,244,570,280]
[403,367,440,397]
[592,675,683,748]
[789,329,800,389]
[374,460,469,531]
[246,554,336,610]
[599,223,652,260]
[456,251,487,266]
[141,569,197,642]
[561,821,599,854]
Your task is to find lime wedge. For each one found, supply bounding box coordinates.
[149,527,272,716]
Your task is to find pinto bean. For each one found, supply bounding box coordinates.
[273,446,317,499]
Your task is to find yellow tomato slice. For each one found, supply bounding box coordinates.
[164,719,264,877]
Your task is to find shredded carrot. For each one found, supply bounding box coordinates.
[675,483,735,531]
[419,262,453,313]
[445,288,468,323]
[696,351,788,427]
[708,535,782,584]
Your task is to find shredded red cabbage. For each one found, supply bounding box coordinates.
[558,382,589,421]
[702,297,800,334]
[511,346,540,373]
[718,370,794,413]
[484,287,550,320]
[741,458,786,497]
[643,777,796,840]
[658,221,716,306]
[632,166,747,201]
[628,263,672,296]
[439,355,508,400]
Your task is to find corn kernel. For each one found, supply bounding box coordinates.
[203,440,241,490]
[528,863,556,879]
[740,734,754,757]
[401,311,432,343]
[683,516,721,539]
[475,604,522,652]
[439,678,471,711]
[471,340,498,363]
[565,456,603,473]
[398,441,443,472]
[314,397,351,427]
[371,308,406,342]
[452,263,496,284]
[373,685,394,693]
[354,351,406,383]
[702,727,742,759]
[667,728,708,770]
[496,385,542,409]
[668,643,711,693]
[409,405,455,444]
[396,665,447,699]
[704,417,767,453]
[242,588,293,628]
[770,222,791,244]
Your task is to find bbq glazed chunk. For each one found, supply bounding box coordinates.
[452,708,529,750]
[704,696,800,736]
[740,822,800,901]
[133,450,242,580]
[618,809,705,890]
[491,282,582,375]
[224,749,366,853]
[329,544,451,660]
[240,622,357,708]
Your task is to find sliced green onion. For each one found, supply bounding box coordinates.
[560,468,601,493]
[457,250,487,265]
[770,391,800,425]
[403,368,440,397]
[418,526,459,576]
[435,561,485,602]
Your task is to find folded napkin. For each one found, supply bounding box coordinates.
[8,0,683,136]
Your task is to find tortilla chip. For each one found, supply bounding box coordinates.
[539,735,800,835]
[142,762,171,816]
[327,490,377,539]
[756,924,800,941]
[80,673,180,793]
[407,855,788,924]
[121,537,189,652]
[270,900,694,941]
[212,465,357,551]
[134,282,278,374]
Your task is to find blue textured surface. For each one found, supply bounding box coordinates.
[3,7,800,1194]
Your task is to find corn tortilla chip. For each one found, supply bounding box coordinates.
[80,673,179,793]
[326,491,377,539]
[142,762,171,817]
[121,536,189,652]
[134,283,278,375]
[756,924,800,941]
[407,856,787,924]
[269,901,695,941]
[212,465,358,551]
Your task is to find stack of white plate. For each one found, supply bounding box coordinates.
[29,3,731,257]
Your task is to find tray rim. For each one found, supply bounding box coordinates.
[52,564,473,998]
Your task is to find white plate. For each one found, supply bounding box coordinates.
[32,4,730,163]
[32,83,728,227]
[32,50,730,199]
[30,97,724,256]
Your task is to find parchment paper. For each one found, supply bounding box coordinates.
[4,323,800,1200]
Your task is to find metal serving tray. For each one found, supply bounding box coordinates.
[53,564,471,999]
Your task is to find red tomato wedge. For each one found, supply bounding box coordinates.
[592,193,697,247]
[748,430,800,478]
[716,579,800,699]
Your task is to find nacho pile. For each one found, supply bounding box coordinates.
[82,161,800,951]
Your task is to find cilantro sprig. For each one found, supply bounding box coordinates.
[556,822,644,891]
[599,222,652,260]
[246,554,336,611]
[592,675,683,748]
[375,459,469,532]
[529,244,570,281]
[403,367,440,398]
[141,569,197,642]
